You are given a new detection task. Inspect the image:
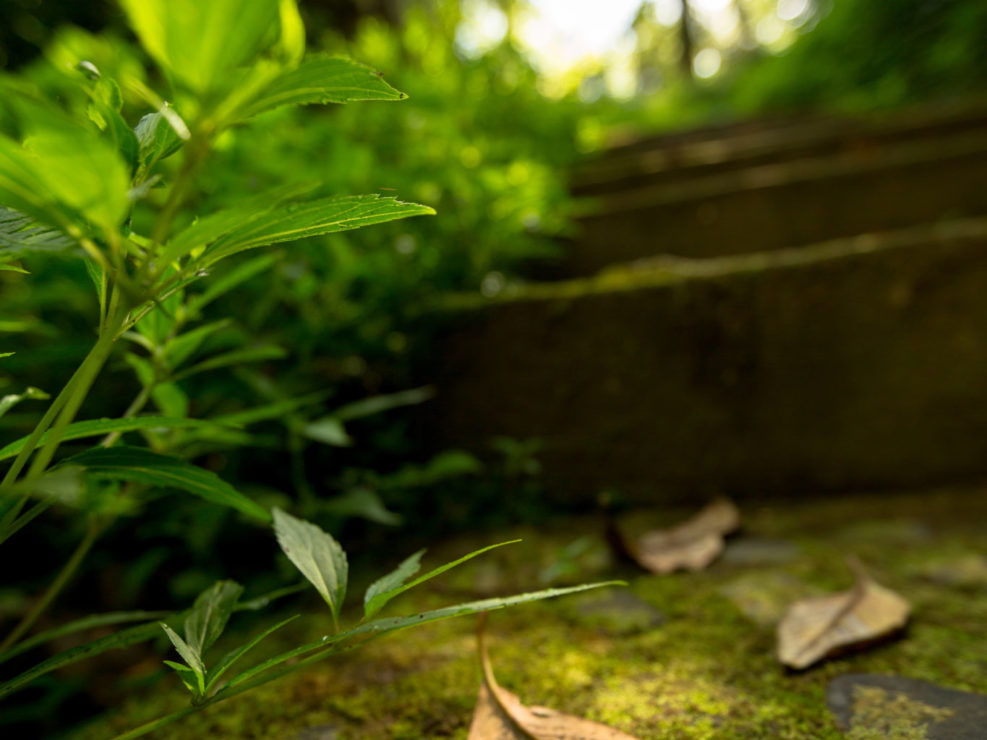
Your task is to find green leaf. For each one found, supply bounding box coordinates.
[120,0,280,93]
[0,89,130,232]
[173,345,287,381]
[0,386,49,420]
[87,78,139,175]
[161,184,313,265]
[61,446,271,522]
[301,417,351,447]
[363,540,519,620]
[276,0,305,65]
[205,614,298,694]
[84,257,107,312]
[163,319,232,369]
[332,386,434,422]
[0,207,77,255]
[0,584,302,699]
[160,622,205,694]
[210,392,329,428]
[0,620,161,700]
[200,195,435,267]
[272,508,347,627]
[363,550,424,619]
[186,253,278,316]
[322,488,402,526]
[0,610,169,665]
[184,580,243,659]
[0,416,229,462]
[232,56,406,121]
[0,262,27,273]
[224,582,624,693]
[134,105,186,178]
[163,660,201,695]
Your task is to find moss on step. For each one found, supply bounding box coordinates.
[76,488,987,739]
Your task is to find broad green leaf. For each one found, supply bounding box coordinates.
[62,446,271,522]
[120,0,280,93]
[272,508,347,626]
[0,207,77,254]
[184,580,243,659]
[161,184,313,265]
[0,352,13,358]
[0,386,49,420]
[0,417,226,462]
[332,386,434,422]
[0,263,27,273]
[225,582,624,693]
[0,90,130,232]
[205,614,298,693]
[302,417,351,447]
[363,540,519,619]
[232,56,406,121]
[200,195,435,267]
[160,622,205,693]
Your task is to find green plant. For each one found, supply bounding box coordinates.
[0,1,617,735]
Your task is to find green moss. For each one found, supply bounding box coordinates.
[76,488,987,739]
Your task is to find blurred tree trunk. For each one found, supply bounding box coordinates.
[678,0,694,78]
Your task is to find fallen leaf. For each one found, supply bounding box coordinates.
[610,498,740,574]
[468,616,640,740]
[777,558,911,670]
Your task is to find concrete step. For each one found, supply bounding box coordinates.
[568,130,987,274]
[417,218,987,504]
[574,104,987,197]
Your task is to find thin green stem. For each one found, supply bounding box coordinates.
[0,517,104,653]
[23,310,125,482]
[100,385,152,448]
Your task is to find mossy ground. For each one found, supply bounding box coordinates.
[77,487,987,739]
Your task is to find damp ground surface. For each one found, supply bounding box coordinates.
[77,486,987,739]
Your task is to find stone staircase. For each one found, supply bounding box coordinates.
[415,104,987,504]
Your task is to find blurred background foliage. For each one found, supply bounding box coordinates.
[2,0,985,621]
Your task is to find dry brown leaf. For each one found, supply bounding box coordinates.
[468,617,641,740]
[777,558,911,670]
[611,498,740,574]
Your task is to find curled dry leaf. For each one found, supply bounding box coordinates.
[468,616,640,740]
[610,498,740,574]
[777,558,911,670]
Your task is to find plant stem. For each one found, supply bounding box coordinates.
[100,385,153,448]
[0,517,104,653]
[0,302,127,542]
